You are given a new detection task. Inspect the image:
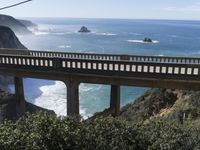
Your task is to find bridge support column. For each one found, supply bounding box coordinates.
[14,77,26,115]
[66,80,80,116]
[110,85,120,116]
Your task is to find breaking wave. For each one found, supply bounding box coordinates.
[127,40,159,44]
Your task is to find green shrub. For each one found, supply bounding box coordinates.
[0,112,199,150]
[0,113,146,150]
[140,118,194,150]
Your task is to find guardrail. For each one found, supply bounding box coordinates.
[0,48,200,64]
[0,54,199,78]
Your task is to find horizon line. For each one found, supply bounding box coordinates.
[1,13,200,21]
[14,16,200,22]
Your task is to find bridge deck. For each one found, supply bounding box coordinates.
[0,48,200,116]
[1,48,200,64]
[0,48,199,88]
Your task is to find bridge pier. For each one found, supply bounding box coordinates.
[14,77,26,115]
[66,80,80,116]
[110,85,120,116]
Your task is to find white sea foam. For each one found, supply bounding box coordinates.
[79,83,102,92]
[130,33,142,36]
[33,81,67,116]
[95,32,117,36]
[127,40,159,44]
[32,24,71,36]
[23,80,90,118]
[80,85,93,92]
[34,31,50,36]
[35,32,72,36]
[52,32,65,35]
[32,24,53,36]
[58,45,71,48]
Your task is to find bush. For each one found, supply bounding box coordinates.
[140,118,194,150]
[0,113,146,150]
[0,112,199,150]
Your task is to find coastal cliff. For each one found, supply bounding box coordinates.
[0,25,55,122]
[0,14,32,35]
[0,26,26,86]
[0,26,26,49]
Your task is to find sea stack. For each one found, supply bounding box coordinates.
[143,37,152,43]
[78,26,91,33]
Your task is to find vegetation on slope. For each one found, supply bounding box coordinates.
[0,112,199,150]
[0,89,55,123]
[120,88,200,124]
[1,87,200,149]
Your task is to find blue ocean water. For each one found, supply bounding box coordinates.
[16,18,200,117]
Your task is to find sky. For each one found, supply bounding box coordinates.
[1,0,200,20]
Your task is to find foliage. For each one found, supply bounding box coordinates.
[120,89,177,122]
[0,112,145,150]
[0,112,199,150]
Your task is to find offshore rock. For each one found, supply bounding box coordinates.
[78,26,91,33]
[143,37,152,43]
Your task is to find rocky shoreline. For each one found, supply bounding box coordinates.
[0,88,55,122]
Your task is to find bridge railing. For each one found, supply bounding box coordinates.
[0,54,199,79]
[0,54,54,68]
[0,48,30,55]
[29,50,200,64]
[61,58,200,77]
[0,48,200,64]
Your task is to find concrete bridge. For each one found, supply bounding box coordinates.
[0,48,200,116]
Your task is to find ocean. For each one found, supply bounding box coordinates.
[12,18,200,118]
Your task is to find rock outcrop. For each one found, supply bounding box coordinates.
[0,14,32,34]
[0,89,55,122]
[0,26,26,49]
[143,37,152,43]
[78,26,91,33]
[0,26,27,85]
[0,25,55,121]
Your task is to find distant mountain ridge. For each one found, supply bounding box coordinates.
[0,14,32,34]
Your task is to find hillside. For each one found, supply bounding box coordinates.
[0,89,55,122]
[0,26,26,86]
[18,19,37,28]
[0,14,32,34]
[0,26,26,49]
[120,88,200,124]
[0,26,55,122]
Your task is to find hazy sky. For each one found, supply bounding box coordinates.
[1,0,200,20]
